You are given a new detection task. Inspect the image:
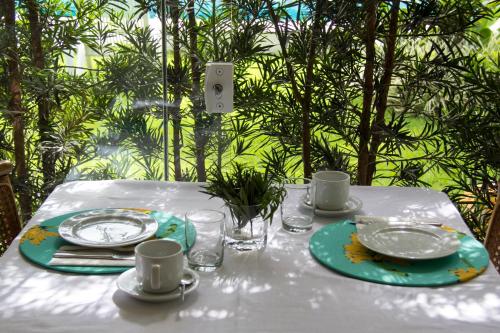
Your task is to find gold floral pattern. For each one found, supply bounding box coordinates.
[344,233,376,263]
[344,233,409,266]
[123,208,153,214]
[440,225,456,233]
[440,225,466,239]
[20,225,59,246]
[157,224,177,239]
[449,267,486,282]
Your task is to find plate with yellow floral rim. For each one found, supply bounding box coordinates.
[309,220,489,287]
[19,209,196,275]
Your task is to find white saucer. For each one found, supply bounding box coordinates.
[301,194,363,217]
[116,268,199,302]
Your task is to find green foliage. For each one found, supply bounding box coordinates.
[0,0,498,242]
[311,134,352,175]
[438,54,499,241]
[201,163,285,227]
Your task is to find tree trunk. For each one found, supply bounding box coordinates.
[211,0,219,60]
[301,0,324,179]
[265,0,322,178]
[366,0,400,184]
[484,180,499,266]
[4,0,32,220]
[26,0,54,194]
[187,0,206,181]
[356,0,379,185]
[265,0,303,106]
[170,0,183,181]
[212,0,223,170]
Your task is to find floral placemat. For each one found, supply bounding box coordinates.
[19,209,195,275]
[309,221,489,286]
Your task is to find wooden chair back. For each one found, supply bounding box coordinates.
[0,160,21,256]
[485,185,500,273]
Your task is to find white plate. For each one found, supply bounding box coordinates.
[301,194,363,217]
[357,222,461,260]
[116,268,199,302]
[59,209,158,248]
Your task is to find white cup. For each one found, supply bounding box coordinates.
[135,239,183,294]
[313,171,350,211]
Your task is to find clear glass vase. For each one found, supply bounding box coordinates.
[224,203,268,251]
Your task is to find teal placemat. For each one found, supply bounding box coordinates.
[309,221,489,287]
[19,209,196,275]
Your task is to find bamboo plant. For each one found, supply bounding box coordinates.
[201,163,284,229]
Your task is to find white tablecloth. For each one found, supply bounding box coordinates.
[0,180,499,333]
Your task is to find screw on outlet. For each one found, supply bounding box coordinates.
[216,102,224,110]
[216,68,224,76]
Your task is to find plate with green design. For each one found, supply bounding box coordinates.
[19,209,196,275]
[309,221,489,287]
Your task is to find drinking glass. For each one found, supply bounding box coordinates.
[281,178,314,232]
[185,209,225,272]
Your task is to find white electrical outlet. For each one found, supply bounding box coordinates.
[204,62,234,113]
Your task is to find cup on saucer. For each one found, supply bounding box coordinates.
[135,239,183,294]
[312,171,350,211]
[116,267,199,302]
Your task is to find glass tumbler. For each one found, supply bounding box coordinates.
[281,178,314,233]
[185,209,225,272]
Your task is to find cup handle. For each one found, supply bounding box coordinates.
[151,264,161,290]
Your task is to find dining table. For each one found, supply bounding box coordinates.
[0,179,499,333]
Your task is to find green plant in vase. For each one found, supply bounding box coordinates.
[201,163,284,251]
